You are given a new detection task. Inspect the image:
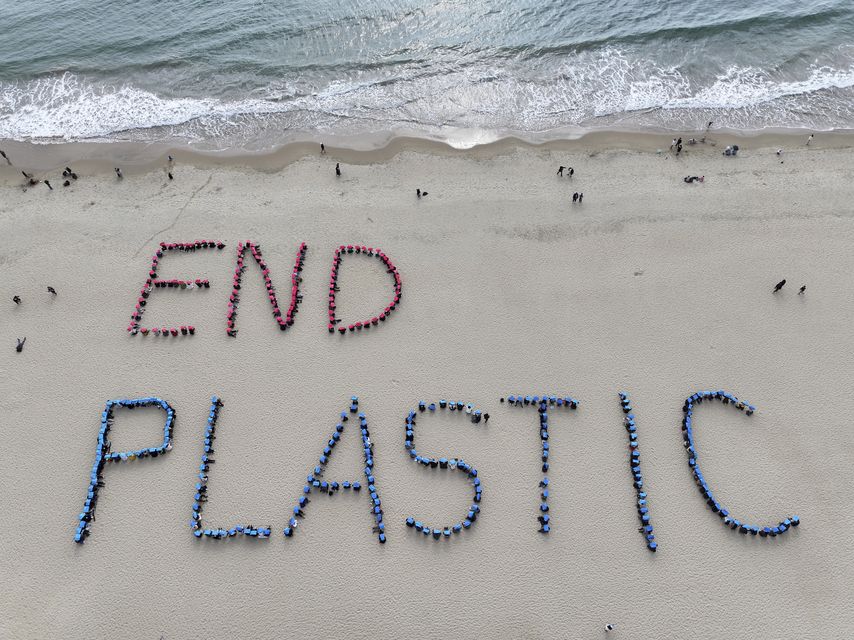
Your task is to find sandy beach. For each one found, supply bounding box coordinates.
[1,133,852,639]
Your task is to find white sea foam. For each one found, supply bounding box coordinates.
[2,48,854,146]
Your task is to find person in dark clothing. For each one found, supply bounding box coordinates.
[44,180,52,190]
[578,192,584,203]
[572,192,578,203]
[483,413,490,424]
[557,166,565,176]
[320,143,326,154]
[16,337,26,353]
[12,295,21,305]
[0,149,10,165]
[335,163,341,177]
[568,167,574,178]
[47,286,57,295]
[417,188,421,198]
[798,285,806,295]
[773,279,786,293]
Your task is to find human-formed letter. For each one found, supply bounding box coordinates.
[327,244,402,334]
[284,396,384,542]
[189,396,271,539]
[618,392,657,551]
[226,241,307,337]
[127,240,225,336]
[682,390,800,537]
[74,397,175,543]
[505,394,578,533]
[403,399,485,540]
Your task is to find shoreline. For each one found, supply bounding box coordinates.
[3,126,854,175]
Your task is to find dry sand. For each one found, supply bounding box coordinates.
[0,133,852,639]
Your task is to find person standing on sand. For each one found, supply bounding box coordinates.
[416,188,421,198]
[578,192,584,203]
[572,192,578,203]
[773,279,786,293]
[12,295,21,305]
[569,167,574,178]
[605,623,615,632]
[47,286,57,295]
[16,337,26,353]
[321,143,325,154]
[799,285,806,295]
[557,166,565,176]
[807,134,814,146]
[335,163,341,177]
[670,138,677,150]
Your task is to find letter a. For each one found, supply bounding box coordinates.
[284,396,385,542]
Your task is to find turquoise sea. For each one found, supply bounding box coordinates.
[1,0,853,148]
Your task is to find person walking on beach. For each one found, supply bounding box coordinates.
[670,138,677,150]
[417,188,421,198]
[115,167,123,179]
[578,192,584,203]
[807,134,814,146]
[773,279,786,293]
[335,163,341,177]
[321,143,326,154]
[0,149,10,165]
[798,285,806,295]
[44,179,52,190]
[16,337,26,353]
[569,167,574,178]
[47,286,57,296]
[483,413,490,424]
[12,295,21,305]
[557,166,565,176]
[572,192,578,203]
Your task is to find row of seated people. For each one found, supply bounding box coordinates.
[405,401,482,539]
[227,241,306,337]
[75,398,175,543]
[128,241,224,336]
[506,394,579,533]
[328,245,401,334]
[683,390,799,537]
[619,392,657,552]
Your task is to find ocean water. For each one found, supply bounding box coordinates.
[1,0,853,149]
